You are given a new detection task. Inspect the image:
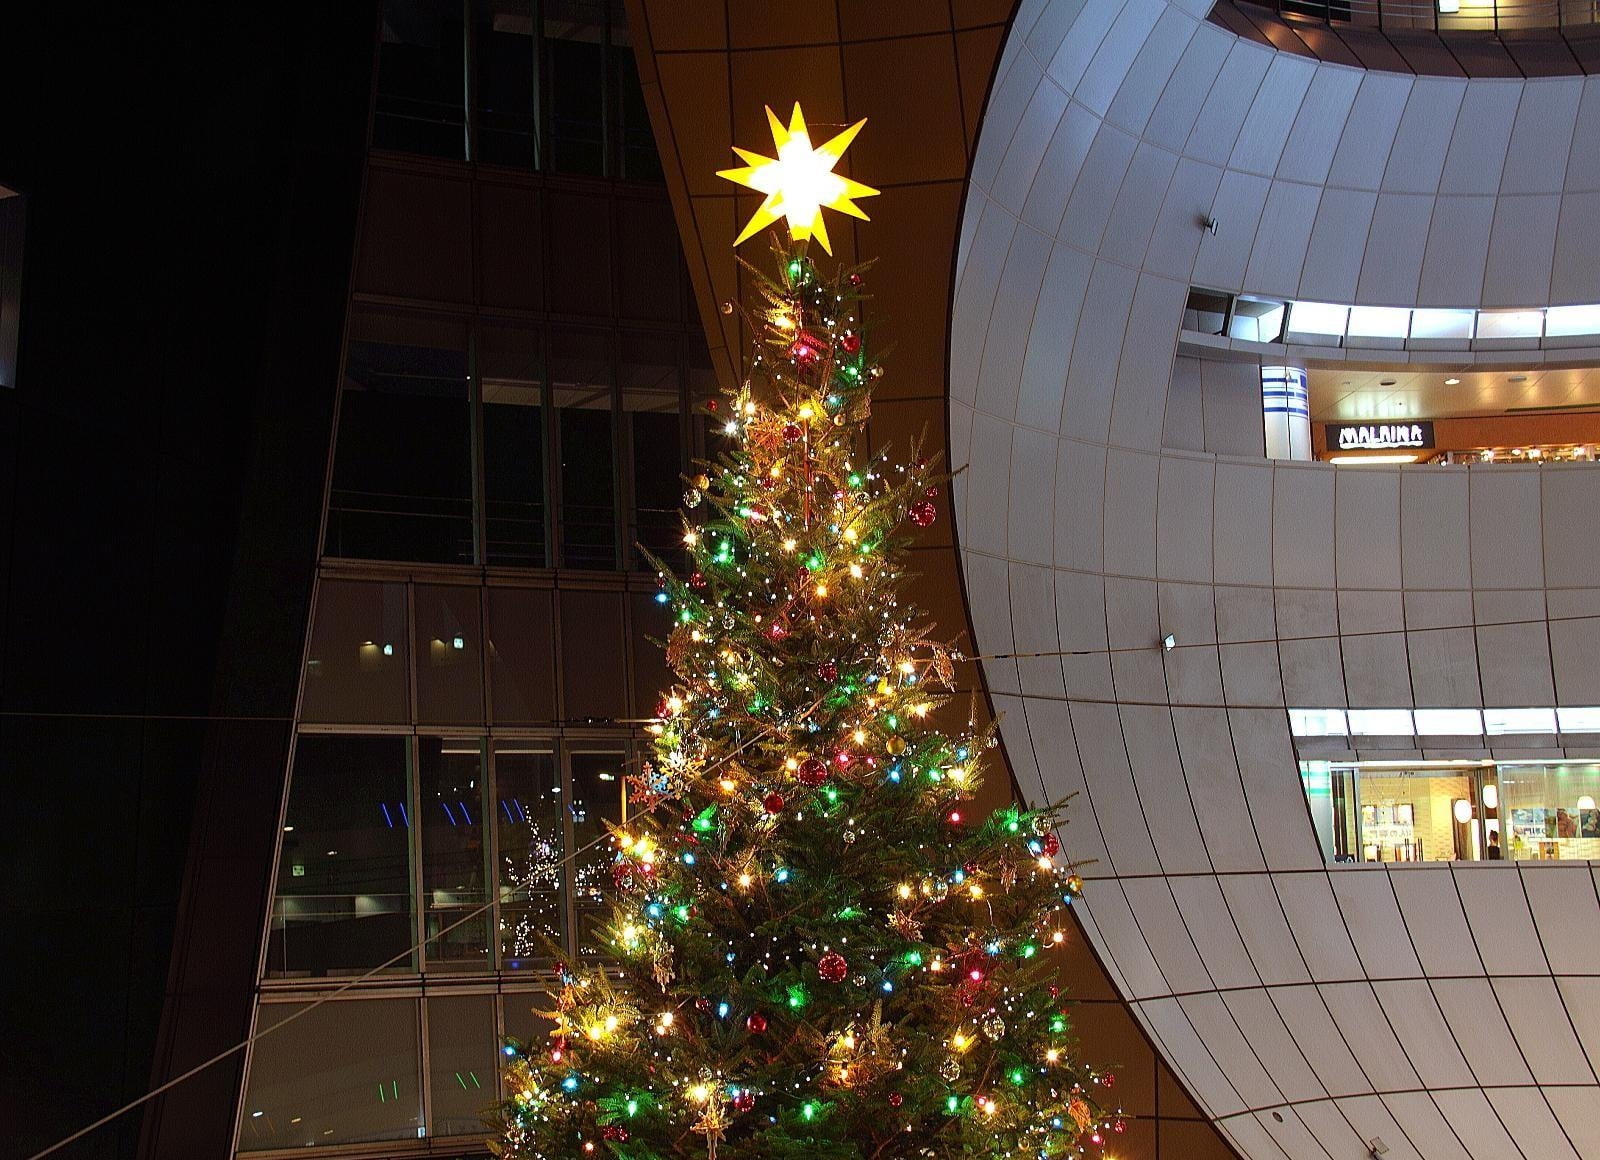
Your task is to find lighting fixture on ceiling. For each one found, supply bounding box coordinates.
[1508,374,1528,383]
[1482,784,1498,809]
[1161,633,1177,652]
[1444,377,1460,385]
[1328,454,1419,465]
[1380,379,1397,386]
[1453,799,1472,824]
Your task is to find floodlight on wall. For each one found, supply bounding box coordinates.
[1369,1139,1390,1158]
[1161,633,1176,652]
[1201,216,1218,236]
[1452,799,1473,824]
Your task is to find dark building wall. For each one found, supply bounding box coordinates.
[0,6,375,1158]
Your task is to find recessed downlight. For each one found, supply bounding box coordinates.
[1444,377,1460,385]
[1380,379,1397,386]
[1508,374,1528,383]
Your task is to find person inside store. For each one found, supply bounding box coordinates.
[1486,830,1503,860]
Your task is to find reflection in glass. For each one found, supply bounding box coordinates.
[570,751,625,955]
[374,0,467,159]
[426,994,498,1136]
[496,748,564,966]
[419,739,489,969]
[269,736,413,977]
[414,585,485,724]
[301,580,410,725]
[612,25,661,180]
[238,999,421,1150]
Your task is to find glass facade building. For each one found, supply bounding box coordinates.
[233,3,705,1152]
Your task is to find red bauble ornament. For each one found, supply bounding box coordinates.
[695,997,712,1012]
[888,1092,904,1108]
[767,618,789,641]
[1114,1119,1126,1134]
[840,334,861,354]
[817,951,848,983]
[689,571,707,589]
[1043,833,1060,857]
[833,749,853,768]
[849,273,864,286]
[797,757,829,787]
[908,499,938,528]
[733,1090,756,1112]
[783,423,804,442]
[763,791,786,814]
[963,860,980,875]
[602,1125,629,1142]
[654,697,670,718]
[817,660,838,682]
[1101,1073,1116,1089]
[746,1012,768,1034]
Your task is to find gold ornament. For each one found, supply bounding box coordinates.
[716,104,879,254]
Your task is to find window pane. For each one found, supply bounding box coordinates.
[1545,305,1600,338]
[0,189,22,389]
[1412,708,1483,735]
[327,310,473,564]
[302,580,410,725]
[622,334,681,570]
[374,0,466,159]
[553,331,615,568]
[1499,762,1600,860]
[1476,310,1544,340]
[415,585,485,725]
[426,994,498,1136]
[239,999,421,1150]
[486,586,557,723]
[1347,708,1413,735]
[570,751,625,956]
[482,322,547,567]
[1484,707,1556,734]
[269,736,413,978]
[474,0,537,167]
[496,747,564,965]
[1352,769,1474,862]
[545,7,605,175]
[1288,708,1347,737]
[503,990,558,1062]
[420,738,490,970]
[612,32,661,181]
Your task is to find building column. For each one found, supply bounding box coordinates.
[1261,364,1310,460]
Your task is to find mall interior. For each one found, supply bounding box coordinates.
[5,1,1600,1158]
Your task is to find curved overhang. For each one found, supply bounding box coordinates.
[952,1,1600,1157]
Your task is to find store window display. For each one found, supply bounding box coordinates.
[1302,761,1600,863]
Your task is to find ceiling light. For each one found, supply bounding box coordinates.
[1328,454,1419,465]
[1380,379,1397,386]
[1579,795,1596,811]
[1508,374,1528,383]
[1444,377,1460,385]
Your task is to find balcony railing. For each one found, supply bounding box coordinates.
[1244,0,1600,30]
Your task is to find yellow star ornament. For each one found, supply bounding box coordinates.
[717,103,879,255]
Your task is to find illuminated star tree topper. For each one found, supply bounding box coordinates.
[717,102,880,254]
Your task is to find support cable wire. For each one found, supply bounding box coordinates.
[27,704,820,1160]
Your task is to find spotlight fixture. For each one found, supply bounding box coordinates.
[1200,215,1218,236]
[1368,1139,1390,1158]
[1444,377,1460,385]
[1161,633,1177,652]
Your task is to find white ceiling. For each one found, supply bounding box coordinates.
[1308,363,1600,422]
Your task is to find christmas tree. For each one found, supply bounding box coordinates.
[493,105,1117,1159]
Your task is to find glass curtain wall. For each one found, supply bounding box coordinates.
[374,0,657,178]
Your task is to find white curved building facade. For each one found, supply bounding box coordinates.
[951,2,1600,1157]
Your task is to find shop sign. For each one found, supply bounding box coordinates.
[1329,421,1434,451]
